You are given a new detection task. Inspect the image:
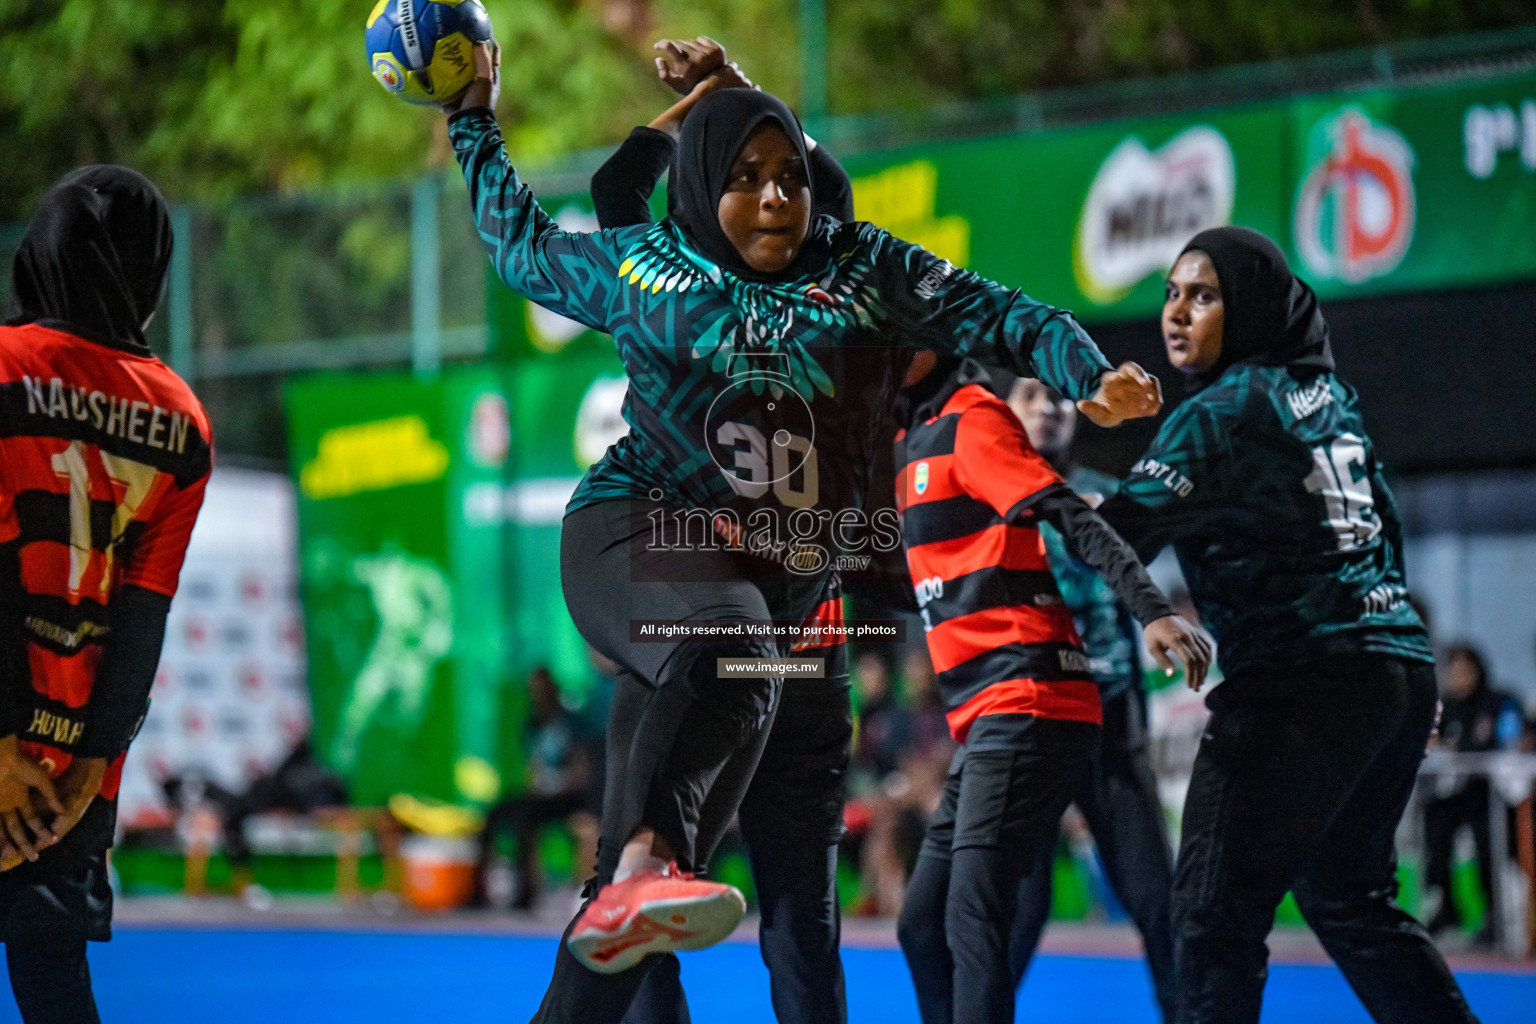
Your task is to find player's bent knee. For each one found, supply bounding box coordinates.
[664,639,780,742]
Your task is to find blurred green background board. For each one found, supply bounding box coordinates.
[285,368,511,805]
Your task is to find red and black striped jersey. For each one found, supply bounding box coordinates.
[895,378,1098,741]
[0,323,211,799]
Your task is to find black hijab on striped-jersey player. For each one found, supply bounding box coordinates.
[1178,226,1334,392]
[8,165,174,354]
[667,88,817,282]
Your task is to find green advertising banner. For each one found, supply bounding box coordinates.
[839,105,1291,320]
[286,368,512,806]
[1288,77,1536,299]
[499,348,626,697]
[480,198,630,702]
[489,67,1536,333]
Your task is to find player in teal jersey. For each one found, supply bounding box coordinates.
[437,44,1162,1024]
[1096,227,1478,1024]
[586,38,860,1024]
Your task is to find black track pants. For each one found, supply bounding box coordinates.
[1171,654,1479,1024]
[898,714,1097,1024]
[1009,686,1177,1022]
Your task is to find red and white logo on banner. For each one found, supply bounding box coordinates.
[1294,109,1416,284]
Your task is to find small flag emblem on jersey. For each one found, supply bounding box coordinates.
[914,461,929,495]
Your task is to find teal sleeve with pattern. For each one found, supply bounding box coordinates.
[449,109,626,331]
[1099,394,1236,562]
[870,229,1113,402]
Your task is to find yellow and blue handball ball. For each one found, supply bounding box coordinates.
[366,0,493,106]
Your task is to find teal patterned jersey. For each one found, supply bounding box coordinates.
[450,111,1113,568]
[1040,466,1142,701]
[1100,366,1432,679]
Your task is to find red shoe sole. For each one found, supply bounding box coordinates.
[568,886,746,975]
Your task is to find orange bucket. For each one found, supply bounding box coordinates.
[400,836,477,911]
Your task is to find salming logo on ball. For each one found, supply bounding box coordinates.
[1294,109,1416,284]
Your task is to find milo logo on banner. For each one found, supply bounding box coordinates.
[1294,108,1416,284]
[1074,127,1236,305]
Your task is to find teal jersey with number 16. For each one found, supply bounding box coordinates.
[1099,366,1431,681]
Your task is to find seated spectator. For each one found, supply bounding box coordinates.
[851,651,912,783]
[844,647,955,916]
[1423,644,1523,944]
[164,738,349,900]
[473,667,601,910]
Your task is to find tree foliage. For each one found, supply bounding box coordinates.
[0,0,667,220]
[4,0,1534,220]
[4,0,1531,462]
[825,0,1536,113]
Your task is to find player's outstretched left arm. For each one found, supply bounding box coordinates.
[950,401,1211,685]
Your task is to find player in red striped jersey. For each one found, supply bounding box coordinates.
[0,166,211,1024]
[893,353,1210,1024]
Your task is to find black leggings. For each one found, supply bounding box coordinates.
[565,499,823,878]
[1010,686,1177,1023]
[625,662,854,1024]
[6,938,100,1024]
[531,499,823,1024]
[898,714,1098,1024]
[1172,655,1477,1024]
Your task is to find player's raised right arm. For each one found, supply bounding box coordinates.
[444,42,622,331]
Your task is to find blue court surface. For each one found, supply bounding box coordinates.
[1,926,1529,1023]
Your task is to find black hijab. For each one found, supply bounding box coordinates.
[8,165,174,353]
[667,89,816,282]
[1178,226,1334,391]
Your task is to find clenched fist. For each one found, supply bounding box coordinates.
[1078,362,1163,428]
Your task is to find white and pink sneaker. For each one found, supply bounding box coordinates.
[567,862,746,974]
